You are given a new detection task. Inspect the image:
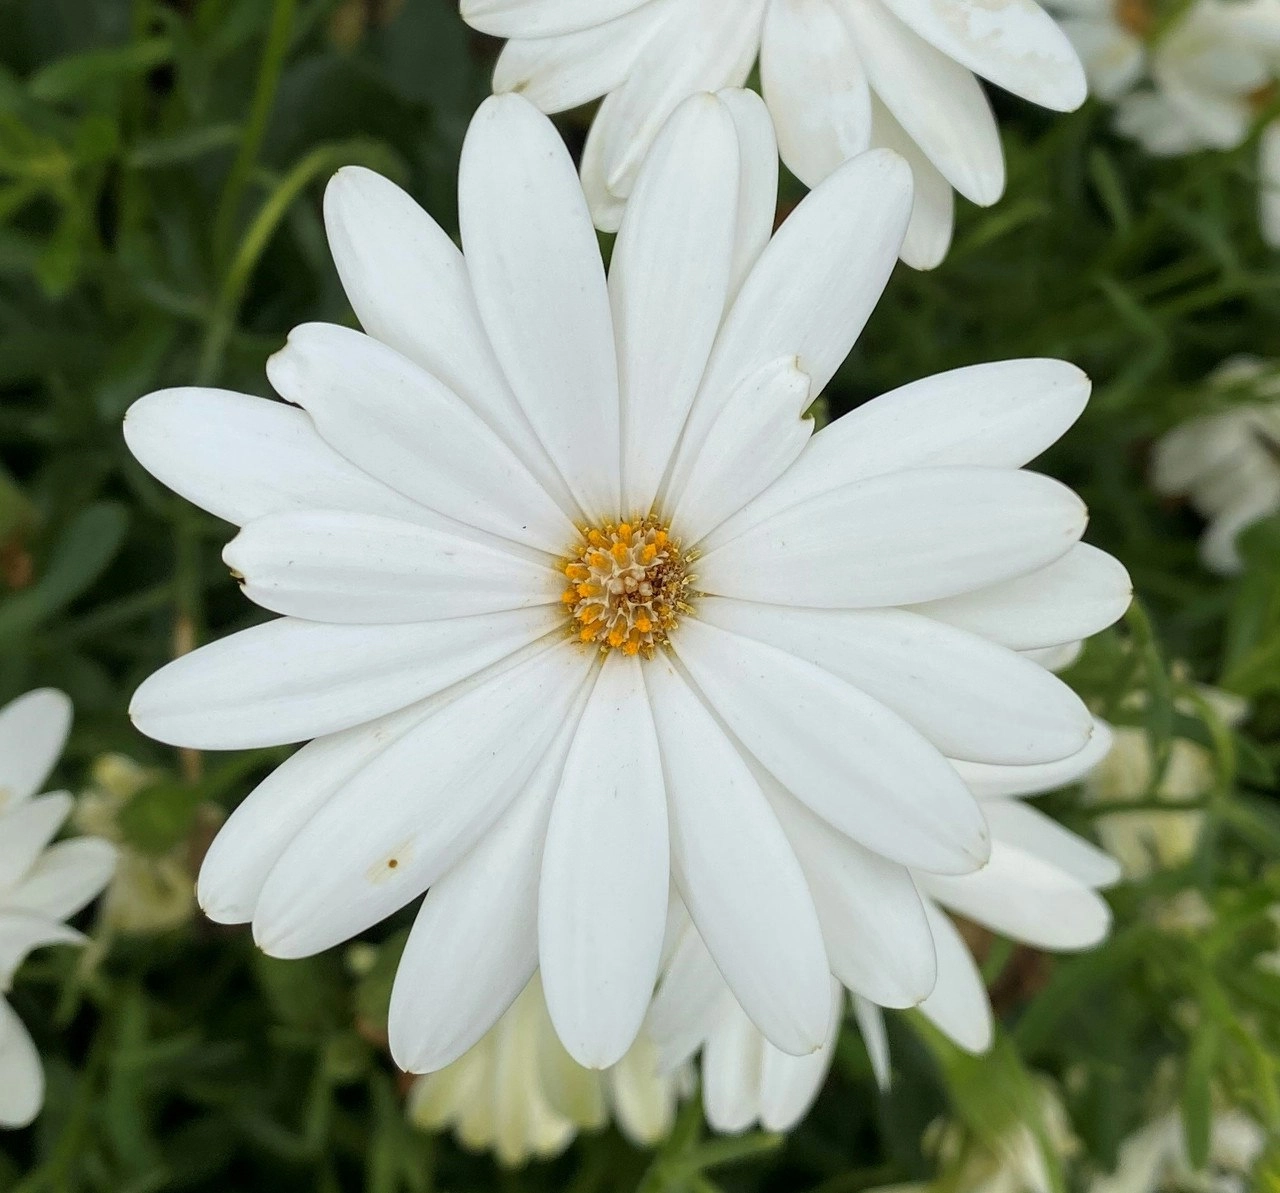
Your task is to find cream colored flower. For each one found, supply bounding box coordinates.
[1089,1110,1266,1193]
[408,977,684,1166]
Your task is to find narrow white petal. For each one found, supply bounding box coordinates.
[919,839,1112,950]
[853,996,892,1091]
[540,653,669,1068]
[0,690,71,811]
[493,3,676,114]
[705,359,1091,551]
[646,654,831,1056]
[581,92,631,233]
[761,0,872,188]
[387,692,587,1073]
[666,148,912,507]
[0,998,43,1128]
[983,799,1122,889]
[841,0,1005,205]
[718,89,780,297]
[872,98,955,270]
[672,358,812,542]
[674,618,989,875]
[955,720,1115,799]
[702,996,765,1133]
[758,981,842,1129]
[459,94,622,521]
[267,323,573,554]
[876,0,1087,111]
[1024,641,1084,672]
[913,543,1133,651]
[701,468,1087,609]
[131,608,559,750]
[698,599,1092,765]
[918,900,993,1053]
[252,640,594,959]
[462,0,653,39]
[647,923,726,1070]
[611,93,739,513]
[0,912,83,988]
[224,511,558,624]
[123,390,432,529]
[7,839,116,922]
[0,794,73,894]
[767,783,938,1007]
[323,168,577,512]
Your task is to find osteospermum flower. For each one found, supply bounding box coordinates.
[0,690,115,1129]
[408,977,683,1166]
[648,724,1119,1132]
[1152,358,1280,573]
[125,90,1131,1074]
[464,0,1089,268]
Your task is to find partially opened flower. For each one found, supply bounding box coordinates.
[648,725,1119,1133]
[464,0,1089,268]
[1089,1109,1266,1193]
[1152,358,1280,574]
[0,689,116,1129]
[125,90,1130,1076]
[408,977,683,1166]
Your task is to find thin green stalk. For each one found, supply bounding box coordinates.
[211,0,298,266]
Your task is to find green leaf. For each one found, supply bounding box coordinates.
[27,37,173,103]
[1181,1019,1218,1171]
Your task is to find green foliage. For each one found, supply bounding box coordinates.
[0,0,1277,1190]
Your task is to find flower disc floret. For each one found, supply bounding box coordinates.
[561,519,694,656]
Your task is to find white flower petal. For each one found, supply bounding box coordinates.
[704,358,1091,551]
[540,653,669,1069]
[462,0,653,39]
[0,794,73,894]
[758,980,842,1130]
[224,511,559,624]
[918,900,993,1053]
[611,93,740,513]
[0,911,83,988]
[767,783,938,1007]
[919,837,1112,950]
[1260,120,1280,248]
[877,0,1087,111]
[1023,640,1084,672]
[871,97,955,270]
[983,798,1122,889]
[7,839,116,923]
[252,640,593,959]
[852,996,892,1090]
[387,693,587,1074]
[0,690,71,812]
[493,2,676,113]
[666,148,912,509]
[841,0,1005,205]
[674,618,989,875]
[459,94,622,522]
[598,0,767,197]
[914,542,1132,651]
[267,323,574,554]
[323,168,577,513]
[698,599,1092,765]
[702,996,765,1133]
[131,608,559,750]
[580,91,632,232]
[955,720,1115,799]
[671,357,812,543]
[198,700,438,924]
[645,654,831,1057]
[0,997,42,1129]
[123,389,437,529]
[718,89,780,298]
[701,468,1087,609]
[647,923,726,1070]
[761,0,872,188]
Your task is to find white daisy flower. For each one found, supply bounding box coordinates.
[463,0,1090,268]
[1089,1109,1266,1193]
[408,976,684,1166]
[648,725,1119,1133]
[0,689,116,1129]
[1151,357,1280,574]
[124,91,1130,1075]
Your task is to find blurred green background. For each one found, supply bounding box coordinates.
[0,0,1278,1189]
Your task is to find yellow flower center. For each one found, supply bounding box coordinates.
[561,518,694,657]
